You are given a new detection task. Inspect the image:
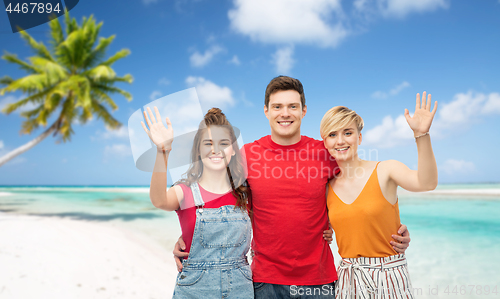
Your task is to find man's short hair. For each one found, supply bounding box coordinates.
[265,76,306,109]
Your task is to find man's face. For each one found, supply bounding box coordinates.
[264,90,307,145]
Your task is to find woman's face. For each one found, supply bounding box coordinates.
[199,126,235,171]
[323,120,362,162]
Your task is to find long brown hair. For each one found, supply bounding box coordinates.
[176,108,251,212]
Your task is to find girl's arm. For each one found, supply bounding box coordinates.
[386,92,438,192]
[141,106,183,211]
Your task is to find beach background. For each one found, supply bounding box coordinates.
[1,184,499,299]
[2,0,500,298]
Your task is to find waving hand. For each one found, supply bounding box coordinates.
[404,91,438,136]
[141,106,174,151]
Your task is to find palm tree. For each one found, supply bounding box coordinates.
[0,12,132,167]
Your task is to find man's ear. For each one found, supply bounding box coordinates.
[264,105,269,120]
[359,132,362,145]
[302,105,307,118]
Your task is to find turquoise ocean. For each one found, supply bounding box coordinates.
[1,184,499,299]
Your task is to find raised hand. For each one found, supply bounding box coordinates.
[141,106,174,151]
[404,91,438,136]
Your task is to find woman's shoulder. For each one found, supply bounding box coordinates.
[378,159,405,170]
[376,160,407,181]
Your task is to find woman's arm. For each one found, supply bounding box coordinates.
[387,92,438,192]
[141,106,183,211]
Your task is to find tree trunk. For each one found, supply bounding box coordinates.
[0,122,58,167]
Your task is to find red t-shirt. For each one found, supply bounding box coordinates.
[176,183,237,255]
[243,135,339,285]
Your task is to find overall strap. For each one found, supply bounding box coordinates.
[190,182,205,207]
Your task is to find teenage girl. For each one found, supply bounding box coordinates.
[142,107,253,298]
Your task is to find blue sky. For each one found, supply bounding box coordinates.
[1,0,499,185]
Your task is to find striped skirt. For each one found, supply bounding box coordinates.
[336,254,414,299]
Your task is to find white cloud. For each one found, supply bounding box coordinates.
[365,91,500,148]
[158,77,170,86]
[355,0,449,18]
[0,95,37,114]
[186,77,235,108]
[379,0,449,18]
[363,114,413,148]
[272,46,295,74]
[229,55,241,66]
[228,0,348,48]
[0,140,3,149]
[435,91,487,130]
[481,93,500,115]
[150,90,163,101]
[441,159,475,175]
[104,144,132,157]
[371,81,410,99]
[190,45,224,68]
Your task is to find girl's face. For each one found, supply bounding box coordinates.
[323,121,362,162]
[199,126,235,171]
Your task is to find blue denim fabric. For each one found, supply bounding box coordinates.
[172,185,253,299]
[253,281,336,299]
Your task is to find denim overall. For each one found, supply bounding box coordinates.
[172,183,253,299]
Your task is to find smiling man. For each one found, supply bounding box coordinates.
[244,76,411,298]
[174,76,410,298]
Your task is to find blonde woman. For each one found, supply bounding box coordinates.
[320,92,438,298]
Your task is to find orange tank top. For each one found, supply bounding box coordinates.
[327,162,401,258]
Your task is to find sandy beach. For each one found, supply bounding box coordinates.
[1,186,499,299]
[0,212,178,299]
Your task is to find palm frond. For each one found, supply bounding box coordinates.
[35,107,51,126]
[64,11,79,36]
[2,52,41,74]
[19,31,54,61]
[48,17,65,48]
[102,73,133,84]
[82,16,103,51]
[91,89,118,110]
[100,48,130,66]
[58,29,86,68]
[21,118,40,134]
[0,75,13,85]
[2,97,38,115]
[85,65,116,82]
[90,100,121,129]
[19,104,44,119]
[2,74,48,94]
[93,83,132,102]
[29,57,68,84]
[57,96,76,141]
[1,87,55,114]
[83,35,115,68]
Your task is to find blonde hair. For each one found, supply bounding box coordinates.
[320,106,364,139]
